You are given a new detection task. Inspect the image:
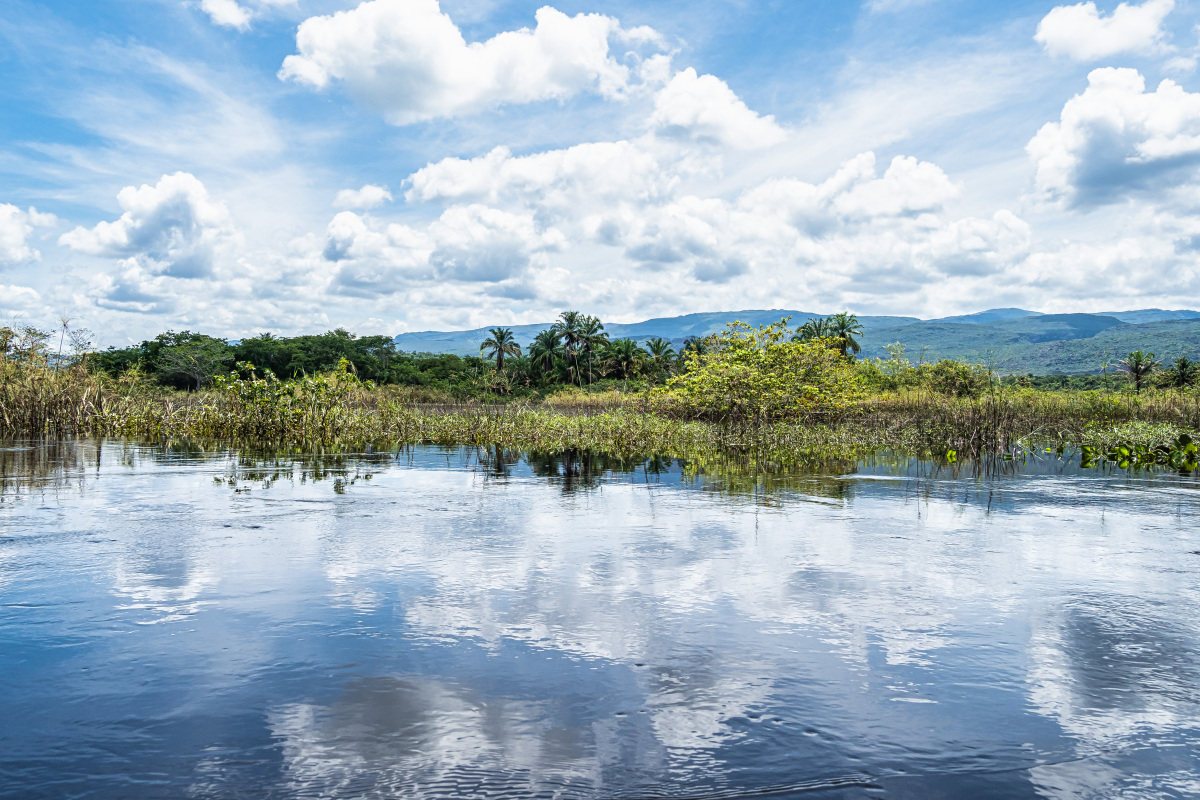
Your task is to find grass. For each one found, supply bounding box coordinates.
[3,361,1198,471]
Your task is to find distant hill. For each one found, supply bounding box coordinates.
[861,317,1200,373]
[1097,309,1200,324]
[393,308,1200,374]
[393,310,920,356]
[926,308,1041,325]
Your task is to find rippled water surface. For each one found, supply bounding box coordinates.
[2,440,1200,799]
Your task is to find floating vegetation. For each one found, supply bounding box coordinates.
[1081,433,1199,472]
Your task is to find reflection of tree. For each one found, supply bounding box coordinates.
[0,439,94,500]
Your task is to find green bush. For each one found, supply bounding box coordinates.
[652,320,860,422]
[920,360,989,398]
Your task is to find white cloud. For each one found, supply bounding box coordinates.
[200,0,252,31]
[0,284,42,314]
[279,0,665,125]
[1035,0,1175,61]
[407,142,673,211]
[334,184,393,209]
[429,204,561,282]
[59,172,237,278]
[649,68,785,150]
[0,205,55,266]
[1027,68,1200,208]
[198,0,297,31]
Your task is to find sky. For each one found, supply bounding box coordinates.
[3,0,1200,344]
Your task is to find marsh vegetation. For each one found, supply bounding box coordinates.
[3,316,1198,473]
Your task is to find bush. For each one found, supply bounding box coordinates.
[920,360,989,398]
[651,320,860,422]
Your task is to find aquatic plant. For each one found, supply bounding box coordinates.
[1081,433,1198,471]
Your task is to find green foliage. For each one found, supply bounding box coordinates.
[653,320,860,422]
[1164,357,1198,389]
[1081,432,1198,471]
[857,352,988,396]
[794,313,864,358]
[479,327,521,371]
[1119,350,1159,393]
[923,359,989,398]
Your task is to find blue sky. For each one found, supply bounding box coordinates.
[3,0,1200,343]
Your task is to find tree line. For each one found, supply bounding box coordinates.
[7,312,1195,396]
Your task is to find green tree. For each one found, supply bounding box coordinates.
[603,338,645,386]
[644,337,676,379]
[826,312,864,358]
[579,315,608,385]
[527,329,564,379]
[157,339,231,390]
[921,359,987,398]
[792,317,829,342]
[552,311,586,386]
[1119,350,1159,393]
[1166,356,1198,389]
[479,327,521,371]
[654,319,860,422]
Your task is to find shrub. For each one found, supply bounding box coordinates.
[920,360,989,398]
[651,320,860,422]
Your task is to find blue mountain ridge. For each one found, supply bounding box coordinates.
[392,308,1200,374]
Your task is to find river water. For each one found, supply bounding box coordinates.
[1,440,1199,799]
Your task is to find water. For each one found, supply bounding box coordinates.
[2,440,1199,799]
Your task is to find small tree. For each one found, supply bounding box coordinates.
[1119,350,1159,393]
[921,359,988,398]
[158,340,230,390]
[653,319,860,422]
[602,338,645,387]
[1166,356,1198,389]
[479,327,521,372]
[644,337,676,380]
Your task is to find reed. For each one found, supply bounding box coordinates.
[2,361,1197,464]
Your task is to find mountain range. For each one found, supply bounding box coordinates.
[393,308,1200,375]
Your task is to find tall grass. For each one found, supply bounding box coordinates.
[2,361,1197,461]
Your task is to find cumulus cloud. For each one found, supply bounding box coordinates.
[1036,0,1175,61]
[334,184,393,209]
[407,141,673,210]
[1027,68,1200,208]
[200,0,252,31]
[429,205,561,282]
[649,68,786,150]
[0,205,56,266]
[318,204,562,295]
[59,172,236,278]
[198,0,296,31]
[279,0,665,124]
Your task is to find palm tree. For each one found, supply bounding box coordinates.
[579,315,608,385]
[603,338,645,387]
[644,337,676,379]
[826,312,864,358]
[792,317,830,342]
[479,327,521,371]
[1119,350,1160,393]
[1166,356,1198,389]
[552,311,586,386]
[505,354,533,388]
[527,329,563,378]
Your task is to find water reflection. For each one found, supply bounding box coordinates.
[1,440,1199,798]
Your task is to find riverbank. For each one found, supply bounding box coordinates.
[3,362,1198,466]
